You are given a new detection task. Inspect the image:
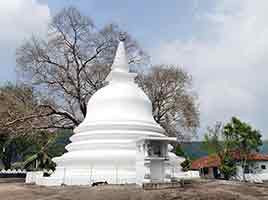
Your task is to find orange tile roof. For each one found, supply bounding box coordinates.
[191,152,268,170]
[232,151,268,161]
[191,155,220,170]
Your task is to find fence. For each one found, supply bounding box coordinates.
[0,169,27,178]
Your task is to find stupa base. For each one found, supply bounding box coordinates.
[36,166,137,186]
[36,176,63,186]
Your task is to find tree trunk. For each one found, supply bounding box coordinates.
[242,159,247,182]
[2,154,12,170]
[2,145,13,170]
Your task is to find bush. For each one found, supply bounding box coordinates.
[181,158,191,172]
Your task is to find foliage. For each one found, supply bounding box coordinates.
[0,128,72,170]
[175,141,268,160]
[203,118,262,180]
[0,136,15,169]
[224,117,262,154]
[219,153,237,180]
[22,131,56,170]
[175,144,186,157]
[0,135,33,169]
[46,130,72,157]
[202,122,236,179]
[176,144,192,172]
[22,130,72,170]
[180,158,191,172]
[224,117,262,181]
[0,83,59,170]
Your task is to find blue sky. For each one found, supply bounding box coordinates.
[1,0,268,139]
[40,0,212,48]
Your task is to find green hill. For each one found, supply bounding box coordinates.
[181,140,268,160]
[180,142,207,160]
[260,140,268,153]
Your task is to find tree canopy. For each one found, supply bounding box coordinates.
[224,117,262,180]
[224,117,262,155]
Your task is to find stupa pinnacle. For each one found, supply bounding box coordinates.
[106,40,136,83]
[110,41,128,72]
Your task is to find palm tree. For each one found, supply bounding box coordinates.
[23,132,57,170]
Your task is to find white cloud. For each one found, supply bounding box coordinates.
[0,0,50,40]
[0,0,50,81]
[151,0,268,139]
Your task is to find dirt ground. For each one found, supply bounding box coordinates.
[1,179,268,200]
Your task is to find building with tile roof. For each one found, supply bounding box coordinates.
[191,152,268,180]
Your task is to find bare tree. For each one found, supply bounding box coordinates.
[136,65,199,139]
[0,84,50,135]
[15,7,199,139]
[16,7,147,130]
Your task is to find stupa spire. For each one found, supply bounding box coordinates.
[111,38,129,73]
[106,36,136,83]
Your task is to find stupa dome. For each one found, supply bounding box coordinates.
[75,41,163,133]
[83,83,154,122]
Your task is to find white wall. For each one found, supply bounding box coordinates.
[236,161,268,175]
[235,161,268,181]
[254,161,268,174]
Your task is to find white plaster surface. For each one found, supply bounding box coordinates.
[234,161,268,183]
[35,41,184,186]
[26,171,43,184]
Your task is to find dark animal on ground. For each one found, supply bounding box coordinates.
[92,181,108,187]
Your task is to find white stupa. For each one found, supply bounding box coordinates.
[35,38,182,186]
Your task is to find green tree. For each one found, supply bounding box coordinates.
[203,118,262,180]
[22,130,72,170]
[219,153,237,180]
[175,144,186,157]
[22,131,57,170]
[0,83,72,170]
[0,83,49,169]
[0,135,14,169]
[224,117,262,181]
[175,144,192,171]
[0,135,33,169]
[202,122,236,179]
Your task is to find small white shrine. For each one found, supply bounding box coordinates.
[34,38,184,186]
